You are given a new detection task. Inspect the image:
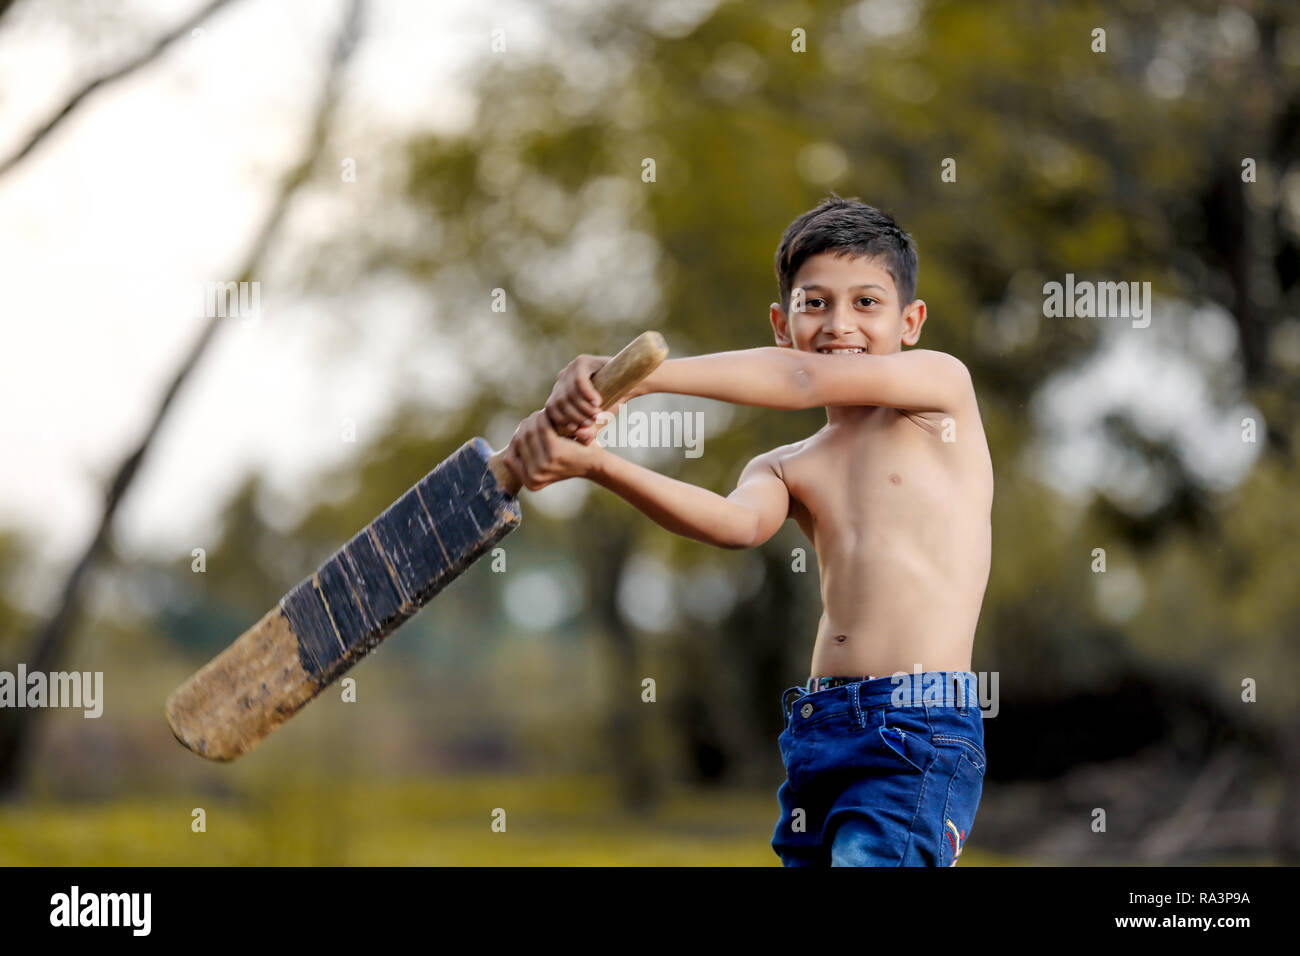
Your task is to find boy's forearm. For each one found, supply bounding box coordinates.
[632,348,806,409]
[587,448,753,549]
[629,346,969,414]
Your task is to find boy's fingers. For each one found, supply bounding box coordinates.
[557,397,586,428]
[527,411,551,456]
[552,408,583,437]
[504,446,529,485]
[521,416,547,469]
[537,409,560,438]
[513,432,534,476]
[579,359,604,404]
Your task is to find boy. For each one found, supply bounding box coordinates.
[501,195,993,866]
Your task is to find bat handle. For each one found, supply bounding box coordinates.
[487,330,669,496]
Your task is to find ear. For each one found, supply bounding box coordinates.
[770,301,794,347]
[900,299,927,346]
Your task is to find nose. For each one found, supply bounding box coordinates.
[824,304,857,336]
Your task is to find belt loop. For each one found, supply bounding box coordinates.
[781,686,802,722]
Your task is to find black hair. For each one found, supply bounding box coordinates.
[774,193,917,313]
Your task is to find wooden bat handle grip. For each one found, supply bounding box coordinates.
[487,331,668,496]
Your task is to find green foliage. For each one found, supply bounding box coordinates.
[8,0,1299,846]
[180,0,1300,783]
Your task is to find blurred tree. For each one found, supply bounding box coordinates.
[0,0,243,178]
[0,532,34,656]
[9,0,1291,860]
[286,0,1299,842]
[0,0,367,795]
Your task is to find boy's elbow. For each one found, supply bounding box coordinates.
[717,510,759,549]
[781,354,818,411]
[944,352,972,384]
[939,353,974,406]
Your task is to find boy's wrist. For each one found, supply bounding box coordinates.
[629,368,658,399]
[582,442,614,483]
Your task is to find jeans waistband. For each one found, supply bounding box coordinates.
[806,675,879,694]
[783,671,979,720]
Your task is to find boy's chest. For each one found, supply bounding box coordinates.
[779,410,966,540]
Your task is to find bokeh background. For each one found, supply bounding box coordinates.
[1,0,1297,865]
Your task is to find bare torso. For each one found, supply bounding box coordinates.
[769,399,993,678]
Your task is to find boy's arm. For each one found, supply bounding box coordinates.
[589,447,790,550]
[502,409,789,549]
[628,347,971,414]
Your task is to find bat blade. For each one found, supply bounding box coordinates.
[167,330,667,761]
[165,437,519,761]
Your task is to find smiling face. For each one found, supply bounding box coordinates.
[770,251,927,356]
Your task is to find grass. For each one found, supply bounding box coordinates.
[0,773,1019,866]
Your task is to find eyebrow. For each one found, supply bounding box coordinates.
[800,283,889,295]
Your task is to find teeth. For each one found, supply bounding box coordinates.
[818,348,864,354]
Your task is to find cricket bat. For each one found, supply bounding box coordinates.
[166,330,668,761]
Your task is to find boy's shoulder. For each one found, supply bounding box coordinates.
[742,436,818,484]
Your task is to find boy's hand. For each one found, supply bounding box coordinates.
[503,409,606,491]
[545,354,611,442]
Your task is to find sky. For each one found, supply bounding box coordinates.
[0,0,1263,619]
[0,0,553,607]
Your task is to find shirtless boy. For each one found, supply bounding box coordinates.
[502,196,993,866]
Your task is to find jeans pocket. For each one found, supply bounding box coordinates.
[877,723,933,774]
[932,734,986,772]
[938,750,984,866]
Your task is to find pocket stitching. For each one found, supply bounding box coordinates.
[933,734,986,769]
[877,724,930,774]
[939,750,983,866]
[797,709,854,733]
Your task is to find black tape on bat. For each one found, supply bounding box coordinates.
[281,438,521,683]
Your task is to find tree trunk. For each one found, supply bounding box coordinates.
[0,0,366,798]
[574,514,656,815]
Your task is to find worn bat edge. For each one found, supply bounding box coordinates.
[167,331,668,761]
[167,438,521,762]
[165,607,322,762]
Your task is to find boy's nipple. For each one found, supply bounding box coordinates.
[889,473,901,485]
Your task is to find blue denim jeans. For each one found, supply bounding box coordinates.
[771,671,986,866]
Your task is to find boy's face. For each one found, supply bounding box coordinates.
[770,251,926,356]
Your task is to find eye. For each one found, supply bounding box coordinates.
[858,297,876,307]
[805,297,825,309]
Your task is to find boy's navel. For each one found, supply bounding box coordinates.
[834,634,848,644]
